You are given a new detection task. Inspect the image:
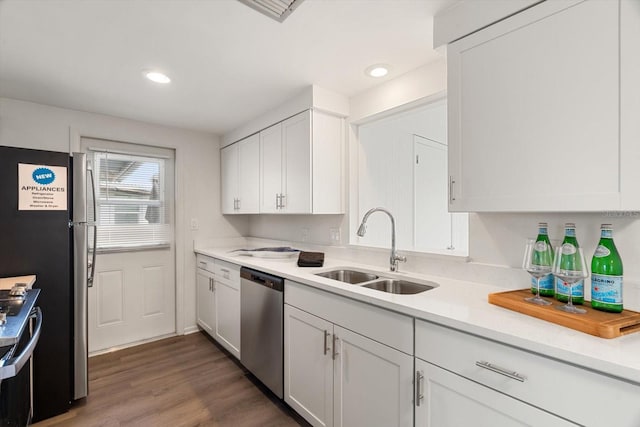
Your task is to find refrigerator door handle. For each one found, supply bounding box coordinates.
[87,167,97,288]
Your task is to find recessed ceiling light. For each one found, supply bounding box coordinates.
[144,71,171,84]
[365,64,390,78]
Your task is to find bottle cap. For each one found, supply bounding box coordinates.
[564,222,576,228]
[538,222,548,227]
[601,223,613,229]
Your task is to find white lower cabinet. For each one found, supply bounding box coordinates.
[284,304,333,427]
[415,319,640,427]
[333,325,413,427]
[415,359,573,427]
[196,267,215,335]
[195,255,241,359]
[284,281,414,427]
[213,276,240,359]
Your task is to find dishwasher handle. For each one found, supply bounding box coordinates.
[240,267,284,292]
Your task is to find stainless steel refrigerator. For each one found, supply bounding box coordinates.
[0,146,94,421]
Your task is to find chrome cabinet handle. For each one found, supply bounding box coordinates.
[280,193,286,208]
[449,176,456,203]
[332,334,339,360]
[323,330,330,355]
[275,193,280,209]
[475,361,526,382]
[416,370,424,407]
[199,261,207,268]
[236,198,240,210]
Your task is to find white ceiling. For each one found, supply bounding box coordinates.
[0,0,454,135]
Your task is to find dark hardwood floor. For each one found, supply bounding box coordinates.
[33,332,308,427]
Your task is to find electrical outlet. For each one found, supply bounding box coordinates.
[301,227,310,242]
[190,218,199,230]
[330,227,341,243]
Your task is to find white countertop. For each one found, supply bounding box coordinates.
[196,246,640,385]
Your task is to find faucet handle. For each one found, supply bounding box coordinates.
[394,253,407,263]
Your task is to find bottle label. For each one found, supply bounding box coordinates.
[593,245,610,258]
[561,243,576,255]
[565,229,576,237]
[534,241,548,252]
[591,274,623,304]
[556,278,584,297]
[531,274,554,291]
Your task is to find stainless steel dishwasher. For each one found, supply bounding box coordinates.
[240,267,284,399]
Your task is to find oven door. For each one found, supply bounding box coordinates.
[0,307,43,426]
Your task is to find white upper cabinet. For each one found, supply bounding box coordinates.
[259,110,344,214]
[221,133,259,214]
[447,0,640,212]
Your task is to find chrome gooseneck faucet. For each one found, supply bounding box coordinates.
[356,207,406,272]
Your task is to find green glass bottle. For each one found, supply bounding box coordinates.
[531,222,554,297]
[555,223,584,304]
[591,224,623,313]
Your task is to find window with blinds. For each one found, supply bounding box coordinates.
[87,150,172,251]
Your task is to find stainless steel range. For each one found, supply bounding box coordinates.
[0,286,41,426]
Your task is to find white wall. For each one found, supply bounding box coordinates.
[246,58,640,310]
[0,97,249,333]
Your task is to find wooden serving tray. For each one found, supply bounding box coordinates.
[488,289,640,339]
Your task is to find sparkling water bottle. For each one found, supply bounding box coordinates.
[531,222,554,297]
[591,224,623,312]
[555,223,584,304]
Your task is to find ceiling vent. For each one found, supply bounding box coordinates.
[238,0,305,23]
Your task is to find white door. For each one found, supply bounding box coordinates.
[82,137,176,353]
[333,325,413,427]
[414,136,450,251]
[415,359,576,427]
[221,143,238,214]
[282,110,311,213]
[284,304,334,427]
[237,133,260,213]
[196,269,215,335]
[260,122,283,213]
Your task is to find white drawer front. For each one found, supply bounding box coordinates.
[415,320,640,427]
[214,259,240,288]
[196,254,215,273]
[285,280,413,354]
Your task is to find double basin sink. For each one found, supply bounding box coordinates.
[315,269,437,295]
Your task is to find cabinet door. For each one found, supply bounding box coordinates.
[260,122,283,213]
[282,111,312,213]
[237,133,260,213]
[415,360,576,427]
[333,325,413,427]
[284,304,333,427]
[213,278,240,359]
[196,269,215,335]
[220,143,238,214]
[447,0,620,212]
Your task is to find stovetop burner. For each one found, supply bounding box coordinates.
[0,290,25,316]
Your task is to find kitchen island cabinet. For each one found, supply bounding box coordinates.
[284,280,413,427]
[446,0,640,212]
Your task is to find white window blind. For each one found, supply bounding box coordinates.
[87,149,173,251]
